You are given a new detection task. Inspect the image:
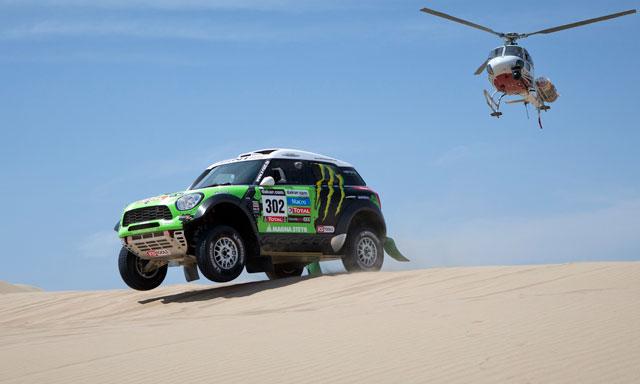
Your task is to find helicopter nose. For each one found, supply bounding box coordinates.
[489,56,520,76]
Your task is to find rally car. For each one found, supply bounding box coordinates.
[115,149,407,290]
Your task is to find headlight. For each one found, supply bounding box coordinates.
[176,193,204,211]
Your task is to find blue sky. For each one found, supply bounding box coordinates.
[0,0,638,290]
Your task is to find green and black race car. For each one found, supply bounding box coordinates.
[115,149,407,290]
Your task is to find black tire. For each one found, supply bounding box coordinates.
[118,247,168,291]
[196,225,246,283]
[266,264,305,280]
[341,228,384,272]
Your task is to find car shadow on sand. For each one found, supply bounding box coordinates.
[138,275,318,305]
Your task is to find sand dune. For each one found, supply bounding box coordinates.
[1,262,639,383]
[0,281,41,294]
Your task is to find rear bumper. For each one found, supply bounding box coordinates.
[122,230,188,260]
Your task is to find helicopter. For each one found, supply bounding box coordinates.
[420,7,637,128]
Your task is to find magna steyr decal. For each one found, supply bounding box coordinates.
[265,225,308,233]
[314,163,346,223]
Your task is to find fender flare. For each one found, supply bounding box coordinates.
[335,200,387,238]
[189,193,259,240]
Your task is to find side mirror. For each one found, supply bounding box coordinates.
[260,176,275,187]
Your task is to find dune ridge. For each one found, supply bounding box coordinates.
[0,281,41,294]
[1,262,639,383]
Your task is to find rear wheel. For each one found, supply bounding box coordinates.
[118,247,168,291]
[196,225,246,283]
[266,264,304,280]
[342,228,384,272]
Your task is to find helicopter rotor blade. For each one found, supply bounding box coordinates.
[523,9,636,37]
[420,7,503,37]
[474,59,489,75]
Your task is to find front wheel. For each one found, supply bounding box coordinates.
[266,264,305,280]
[118,247,168,291]
[196,225,246,283]
[341,228,384,272]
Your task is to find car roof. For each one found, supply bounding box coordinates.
[206,148,354,169]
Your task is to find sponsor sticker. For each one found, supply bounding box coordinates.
[287,216,311,223]
[316,225,335,234]
[287,197,311,206]
[255,160,270,182]
[266,216,285,223]
[262,192,287,218]
[261,189,285,196]
[266,225,308,233]
[252,201,260,213]
[147,249,170,257]
[286,189,310,197]
[288,206,311,215]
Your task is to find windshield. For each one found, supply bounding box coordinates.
[489,47,503,59]
[504,46,524,58]
[190,160,264,190]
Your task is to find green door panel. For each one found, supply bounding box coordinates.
[255,185,318,234]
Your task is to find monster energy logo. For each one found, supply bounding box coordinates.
[315,164,325,211]
[315,163,345,221]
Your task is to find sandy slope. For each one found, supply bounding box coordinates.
[1,262,639,383]
[0,282,41,294]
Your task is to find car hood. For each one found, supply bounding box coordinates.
[124,191,187,211]
[123,185,250,212]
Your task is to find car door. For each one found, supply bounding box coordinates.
[309,162,346,235]
[256,159,318,235]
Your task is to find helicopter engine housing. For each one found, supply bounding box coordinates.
[535,77,559,103]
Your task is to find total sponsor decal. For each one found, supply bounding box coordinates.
[287,216,311,223]
[266,225,308,233]
[316,225,335,234]
[287,197,311,206]
[288,206,311,215]
[266,216,285,223]
[147,249,171,257]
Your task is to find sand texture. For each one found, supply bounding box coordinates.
[0,282,41,294]
[1,262,639,383]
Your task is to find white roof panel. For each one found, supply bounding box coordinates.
[206,148,353,169]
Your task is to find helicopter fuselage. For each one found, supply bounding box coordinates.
[420,5,636,127]
[486,45,534,96]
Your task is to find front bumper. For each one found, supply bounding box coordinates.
[122,230,189,260]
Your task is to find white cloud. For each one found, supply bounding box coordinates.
[77,230,122,260]
[394,197,640,268]
[433,145,472,166]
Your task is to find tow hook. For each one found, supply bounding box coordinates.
[178,215,193,223]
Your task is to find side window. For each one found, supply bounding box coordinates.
[310,162,342,185]
[339,167,366,186]
[264,159,307,185]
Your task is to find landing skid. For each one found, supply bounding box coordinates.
[483,89,505,118]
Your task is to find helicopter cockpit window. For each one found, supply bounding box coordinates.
[504,46,524,58]
[489,47,503,58]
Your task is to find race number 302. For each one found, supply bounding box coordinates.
[262,194,287,217]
